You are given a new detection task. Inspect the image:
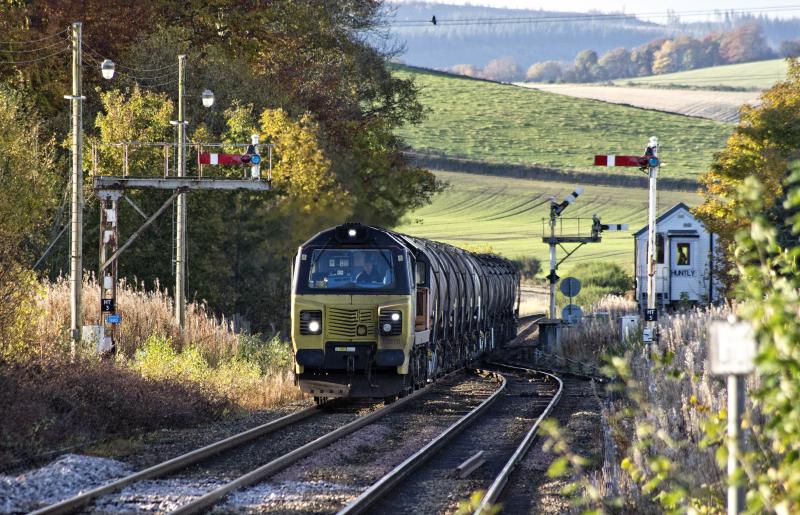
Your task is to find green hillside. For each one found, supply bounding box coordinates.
[617,59,787,90]
[394,171,700,273]
[395,67,732,180]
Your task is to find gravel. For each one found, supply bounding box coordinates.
[6,374,498,514]
[210,373,500,513]
[0,454,132,513]
[366,368,559,515]
[500,376,605,514]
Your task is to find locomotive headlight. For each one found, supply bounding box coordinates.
[379,310,402,336]
[300,310,322,335]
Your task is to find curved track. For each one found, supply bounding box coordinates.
[31,370,495,515]
[337,363,562,515]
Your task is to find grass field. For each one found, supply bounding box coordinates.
[395,67,731,180]
[616,59,787,90]
[394,170,700,275]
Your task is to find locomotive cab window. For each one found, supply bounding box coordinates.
[304,248,406,292]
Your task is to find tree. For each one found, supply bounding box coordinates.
[481,56,522,82]
[780,39,800,58]
[630,39,666,77]
[525,61,562,82]
[450,64,482,78]
[2,1,441,332]
[694,58,800,292]
[720,23,774,64]
[597,48,632,80]
[573,49,598,82]
[0,86,58,359]
[652,40,680,75]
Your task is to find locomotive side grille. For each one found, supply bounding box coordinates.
[325,307,375,339]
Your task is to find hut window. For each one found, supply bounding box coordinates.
[677,243,691,265]
[656,234,665,264]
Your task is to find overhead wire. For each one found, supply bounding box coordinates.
[83,54,177,83]
[0,36,71,53]
[386,4,800,27]
[82,40,177,77]
[0,45,71,65]
[0,27,69,45]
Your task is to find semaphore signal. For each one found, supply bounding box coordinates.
[594,136,660,343]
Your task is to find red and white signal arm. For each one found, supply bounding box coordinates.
[199,152,244,166]
[593,155,646,167]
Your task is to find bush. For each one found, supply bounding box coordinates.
[511,257,541,282]
[0,356,230,466]
[558,262,633,310]
[132,334,302,410]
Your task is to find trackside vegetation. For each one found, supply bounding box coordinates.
[537,59,800,513]
[0,2,438,465]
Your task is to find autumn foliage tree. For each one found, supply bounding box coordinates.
[694,58,800,291]
[0,1,442,332]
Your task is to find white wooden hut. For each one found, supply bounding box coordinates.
[634,202,720,308]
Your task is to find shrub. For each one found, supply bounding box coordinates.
[558,262,633,310]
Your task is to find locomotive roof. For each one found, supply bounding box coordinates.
[300,223,514,268]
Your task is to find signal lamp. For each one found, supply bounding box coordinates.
[101,59,115,80]
[201,89,215,108]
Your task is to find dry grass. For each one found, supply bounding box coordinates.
[32,276,240,363]
[0,357,230,467]
[559,294,637,363]
[0,276,305,467]
[594,305,734,508]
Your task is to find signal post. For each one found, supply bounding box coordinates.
[92,143,269,354]
[540,188,627,351]
[594,136,661,342]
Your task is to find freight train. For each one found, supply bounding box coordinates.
[291,223,520,401]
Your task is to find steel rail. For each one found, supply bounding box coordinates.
[474,362,564,514]
[29,405,322,515]
[169,369,474,515]
[336,371,508,515]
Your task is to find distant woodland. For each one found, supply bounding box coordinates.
[386,2,800,82]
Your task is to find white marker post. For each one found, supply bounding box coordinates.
[709,318,756,515]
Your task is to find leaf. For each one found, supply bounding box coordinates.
[547,457,569,478]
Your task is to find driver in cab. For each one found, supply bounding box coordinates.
[356,255,383,284]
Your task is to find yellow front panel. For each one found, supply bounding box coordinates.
[325,307,376,340]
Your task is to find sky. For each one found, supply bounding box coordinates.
[390,1,800,21]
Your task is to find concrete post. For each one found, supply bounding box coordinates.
[68,22,84,349]
[175,55,187,328]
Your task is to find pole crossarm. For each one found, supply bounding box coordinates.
[123,194,149,219]
[100,190,180,271]
[556,242,588,268]
[93,177,271,192]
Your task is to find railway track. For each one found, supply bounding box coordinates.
[30,369,497,514]
[337,363,563,515]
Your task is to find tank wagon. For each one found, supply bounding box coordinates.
[291,223,519,400]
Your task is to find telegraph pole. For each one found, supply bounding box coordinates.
[66,22,84,347]
[175,55,187,328]
[645,136,659,341]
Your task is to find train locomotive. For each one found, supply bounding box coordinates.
[291,223,519,400]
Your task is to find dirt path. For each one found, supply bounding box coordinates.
[516,83,759,123]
